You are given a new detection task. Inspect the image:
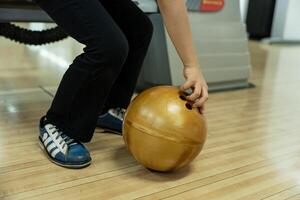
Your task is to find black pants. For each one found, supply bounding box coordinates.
[35,0,153,142]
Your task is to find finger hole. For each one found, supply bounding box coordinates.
[179,91,189,101]
[185,103,193,110]
[179,95,186,101]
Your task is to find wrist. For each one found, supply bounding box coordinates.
[183,61,200,68]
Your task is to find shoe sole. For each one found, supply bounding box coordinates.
[38,139,91,169]
[97,127,122,135]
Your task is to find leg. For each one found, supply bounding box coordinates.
[99,0,154,111]
[35,0,129,142]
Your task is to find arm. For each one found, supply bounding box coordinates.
[157,0,208,113]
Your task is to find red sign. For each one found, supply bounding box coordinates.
[200,0,225,12]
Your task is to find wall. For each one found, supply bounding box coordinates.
[284,0,300,40]
[271,0,300,41]
[239,0,249,22]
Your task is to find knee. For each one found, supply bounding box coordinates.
[144,16,154,40]
[107,33,129,65]
[85,32,129,69]
[138,15,154,44]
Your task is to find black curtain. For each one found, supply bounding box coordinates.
[246,0,277,39]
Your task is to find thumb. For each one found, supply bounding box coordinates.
[180,80,193,91]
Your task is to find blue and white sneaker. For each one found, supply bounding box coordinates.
[39,116,91,168]
[97,108,125,135]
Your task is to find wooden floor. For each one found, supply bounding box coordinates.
[1,37,300,200]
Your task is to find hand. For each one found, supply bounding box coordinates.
[180,65,208,114]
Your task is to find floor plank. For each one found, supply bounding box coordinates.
[1,36,300,199]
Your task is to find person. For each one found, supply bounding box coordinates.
[36,0,209,168]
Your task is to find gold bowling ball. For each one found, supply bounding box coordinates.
[123,86,207,172]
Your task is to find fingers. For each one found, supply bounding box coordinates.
[193,96,207,108]
[199,104,205,114]
[180,81,208,113]
[180,81,194,92]
[193,86,208,114]
[193,86,208,106]
[186,85,202,101]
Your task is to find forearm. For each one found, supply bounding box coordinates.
[157,0,199,68]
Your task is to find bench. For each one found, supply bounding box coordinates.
[0,0,52,22]
[0,0,67,45]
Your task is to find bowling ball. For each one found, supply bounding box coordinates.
[123,86,207,172]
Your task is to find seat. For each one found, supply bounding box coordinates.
[0,0,38,8]
[0,0,157,45]
[0,0,52,22]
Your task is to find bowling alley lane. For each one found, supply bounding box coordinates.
[1,31,300,200]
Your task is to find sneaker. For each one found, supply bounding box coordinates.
[39,116,91,168]
[97,108,126,135]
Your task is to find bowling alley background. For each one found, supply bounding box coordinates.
[1,0,300,199]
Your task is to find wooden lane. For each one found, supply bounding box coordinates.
[1,38,300,199]
[2,124,300,199]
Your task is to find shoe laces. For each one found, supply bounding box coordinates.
[49,125,78,151]
[111,108,126,120]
